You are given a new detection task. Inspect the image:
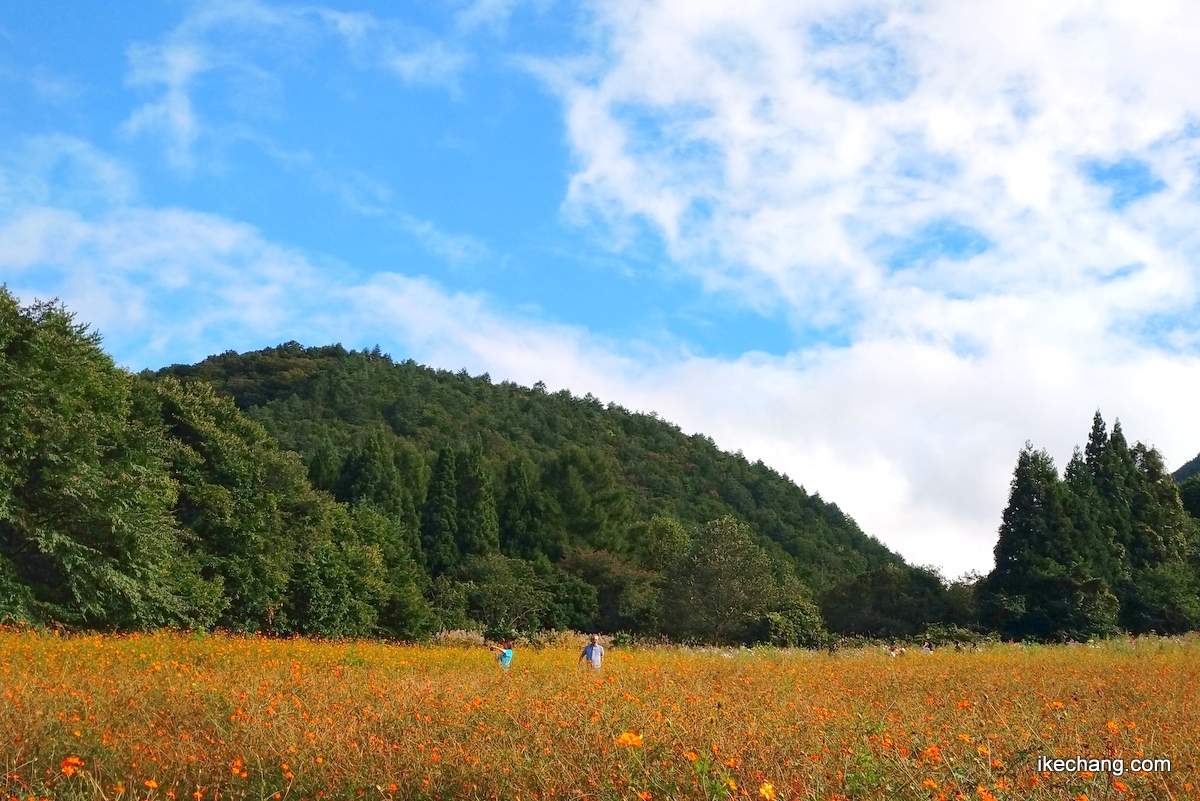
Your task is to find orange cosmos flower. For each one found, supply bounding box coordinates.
[758,781,776,800]
[616,732,644,747]
[683,751,699,762]
[61,756,85,777]
[145,779,159,790]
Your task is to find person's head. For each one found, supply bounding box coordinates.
[589,634,598,645]
[503,639,513,649]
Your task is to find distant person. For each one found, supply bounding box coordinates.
[922,640,934,654]
[578,634,604,671]
[489,638,514,672]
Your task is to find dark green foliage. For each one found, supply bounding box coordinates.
[1180,475,1200,521]
[529,557,599,632]
[0,291,435,639]
[421,448,460,575]
[759,575,826,647]
[979,414,1200,640]
[285,515,383,639]
[978,445,1120,640]
[821,564,956,638]
[149,341,916,642]
[662,516,826,645]
[307,438,341,494]
[498,458,555,559]
[633,515,691,572]
[346,504,432,640]
[1174,451,1200,483]
[454,553,550,633]
[158,343,902,595]
[455,439,500,557]
[943,573,981,628]
[0,290,217,629]
[153,376,300,631]
[560,548,662,634]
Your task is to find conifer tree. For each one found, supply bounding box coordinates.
[421,447,460,574]
[307,438,341,494]
[499,458,553,559]
[1084,411,1107,474]
[1118,443,1200,633]
[1063,448,1124,589]
[979,446,1118,639]
[455,439,500,557]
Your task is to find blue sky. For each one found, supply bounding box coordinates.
[0,0,796,362]
[4,0,1200,576]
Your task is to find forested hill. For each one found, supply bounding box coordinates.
[1174,451,1200,483]
[155,342,900,593]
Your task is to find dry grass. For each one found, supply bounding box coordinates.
[2,630,1197,801]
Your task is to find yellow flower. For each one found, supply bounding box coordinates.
[758,781,776,800]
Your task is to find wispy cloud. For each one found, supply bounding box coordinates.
[122,0,472,169]
[454,0,551,33]
[397,212,490,264]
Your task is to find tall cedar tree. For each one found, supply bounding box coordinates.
[455,439,500,557]
[978,445,1119,640]
[422,447,460,574]
[498,458,551,559]
[981,413,1200,640]
[335,430,423,561]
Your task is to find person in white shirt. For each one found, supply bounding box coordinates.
[578,634,604,670]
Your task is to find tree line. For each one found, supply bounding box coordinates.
[0,290,856,643]
[977,413,1200,640]
[6,288,1197,644]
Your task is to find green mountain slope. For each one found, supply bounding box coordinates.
[1173,452,1200,483]
[155,342,902,594]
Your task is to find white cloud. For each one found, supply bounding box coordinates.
[501,0,1200,573]
[122,0,472,167]
[455,0,553,33]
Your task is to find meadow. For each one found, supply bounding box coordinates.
[1,630,1196,801]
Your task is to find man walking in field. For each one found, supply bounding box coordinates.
[578,634,604,671]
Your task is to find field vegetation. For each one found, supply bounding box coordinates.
[2,629,1196,801]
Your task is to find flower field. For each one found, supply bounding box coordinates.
[1,631,1197,801]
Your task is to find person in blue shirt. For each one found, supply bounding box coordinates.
[578,634,604,671]
[489,638,514,671]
